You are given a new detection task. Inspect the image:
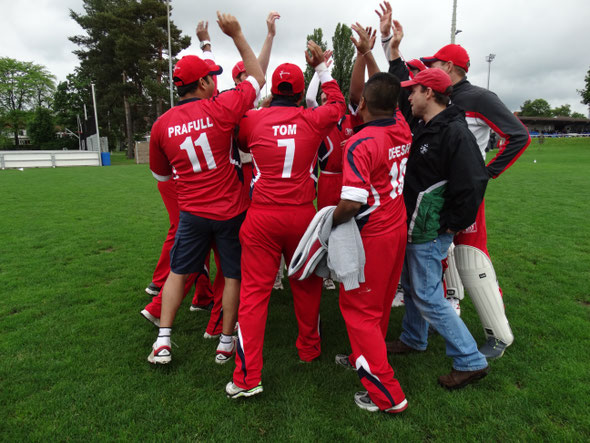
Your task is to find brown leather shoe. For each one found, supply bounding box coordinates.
[438,366,490,390]
[386,340,422,355]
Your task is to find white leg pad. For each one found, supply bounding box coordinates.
[444,242,465,300]
[454,245,514,345]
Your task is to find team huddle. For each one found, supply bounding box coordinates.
[142,2,530,415]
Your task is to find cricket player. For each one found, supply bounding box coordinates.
[147,12,265,365]
[225,41,346,398]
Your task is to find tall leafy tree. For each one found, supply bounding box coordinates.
[0,57,56,145]
[578,66,590,117]
[552,104,571,117]
[53,71,91,132]
[331,23,355,102]
[28,107,56,148]
[519,98,552,117]
[571,111,586,119]
[70,0,190,157]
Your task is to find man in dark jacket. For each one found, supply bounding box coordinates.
[388,68,490,390]
[382,16,528,358]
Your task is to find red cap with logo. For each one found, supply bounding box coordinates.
[400,68,453,95]
[232,61,246,82]
[421,44,470,73]
[173,55,223,86]
[271,63,305,95]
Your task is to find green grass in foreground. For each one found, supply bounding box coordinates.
[0,138,589,441]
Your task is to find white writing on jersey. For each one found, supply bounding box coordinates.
[272,124,297,136]
[389,143,411,160]
[167,117,214,138]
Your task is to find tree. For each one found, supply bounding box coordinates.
[519,98,552,117]
[70,0,190,157]
[571,111,586,119]
[0,57,56,145]
[578,66,590,115]
[552,104,571,117]
[304,28,328,103]
[331,23,355,102]
[28,107,56,148]
[53,71,91,132]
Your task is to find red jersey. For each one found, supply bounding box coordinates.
[341,112,412,236]
[318,113,363,173]
[237,79,346,206]
[149,78,258,220]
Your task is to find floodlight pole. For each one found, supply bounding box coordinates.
[91,83,102,165]
[486,53,496,89]
[167,0,174,107]
[450,1,462,43]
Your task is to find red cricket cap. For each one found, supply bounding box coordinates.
[400,68,453,95]
[406,59,427,72]
[232,61,246,81]
[421,44,470,73]
[173,55,222,87]
[271,63,304,95]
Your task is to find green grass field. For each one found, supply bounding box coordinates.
[1,139,589,441]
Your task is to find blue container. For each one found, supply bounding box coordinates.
[101,152,111,166]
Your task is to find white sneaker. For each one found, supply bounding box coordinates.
[225,381,263,398]
[147,343,171,364]
[203,331,221,339]
[140,309,160,327]
[391,290,405,308]
[354,391,408,414]
[215,336,237,364]
[323,278,336,290]
[447,297,461,316]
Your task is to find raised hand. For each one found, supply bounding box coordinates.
[196,21,210,42]
[375,1,393,36]
[324,49,334,68]
[390,19,404,52]
[266,11,280,36]
[305,40,325,68]
[350,23,375,54]
[216,12,242,39]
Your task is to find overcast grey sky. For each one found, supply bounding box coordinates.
[2,0,589,114]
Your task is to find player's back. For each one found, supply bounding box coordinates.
[150,82,257,220]
[343,113,412,236]
[238,104,329,206]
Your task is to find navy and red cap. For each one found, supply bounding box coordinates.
[421,44,470,73]
[400,68,452,95]
[232,61,246,81]
[406,59,427,72]
[173,55,223,86]
[271,63,305,95]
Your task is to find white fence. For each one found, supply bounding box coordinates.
[0,150,101,169]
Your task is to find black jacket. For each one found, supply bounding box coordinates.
[404,105,488,243]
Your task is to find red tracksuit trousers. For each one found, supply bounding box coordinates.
[339,228,407,410]
[233,203,322,389]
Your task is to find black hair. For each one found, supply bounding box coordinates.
[273,82,302,103]
[176,75,212,98]
[362,72,401,115]
[419,84,452,106]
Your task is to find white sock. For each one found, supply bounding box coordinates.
[218,334,234,350]
[155,327,171,348]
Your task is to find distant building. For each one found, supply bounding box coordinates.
[516,115,590,136]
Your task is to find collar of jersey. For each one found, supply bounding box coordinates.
[176,97,201,106]
[353,116,397,134]
[269,97,299,108]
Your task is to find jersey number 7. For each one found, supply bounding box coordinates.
[278,138,295,178]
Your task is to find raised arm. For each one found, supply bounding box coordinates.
[376,1,393,60]
[196,20,212,57]
[217,12,265,88]
[351,23,379,77]
[306,50,333,108]
[257,11,280,77]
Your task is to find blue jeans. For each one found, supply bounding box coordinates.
[400,233,488,371]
